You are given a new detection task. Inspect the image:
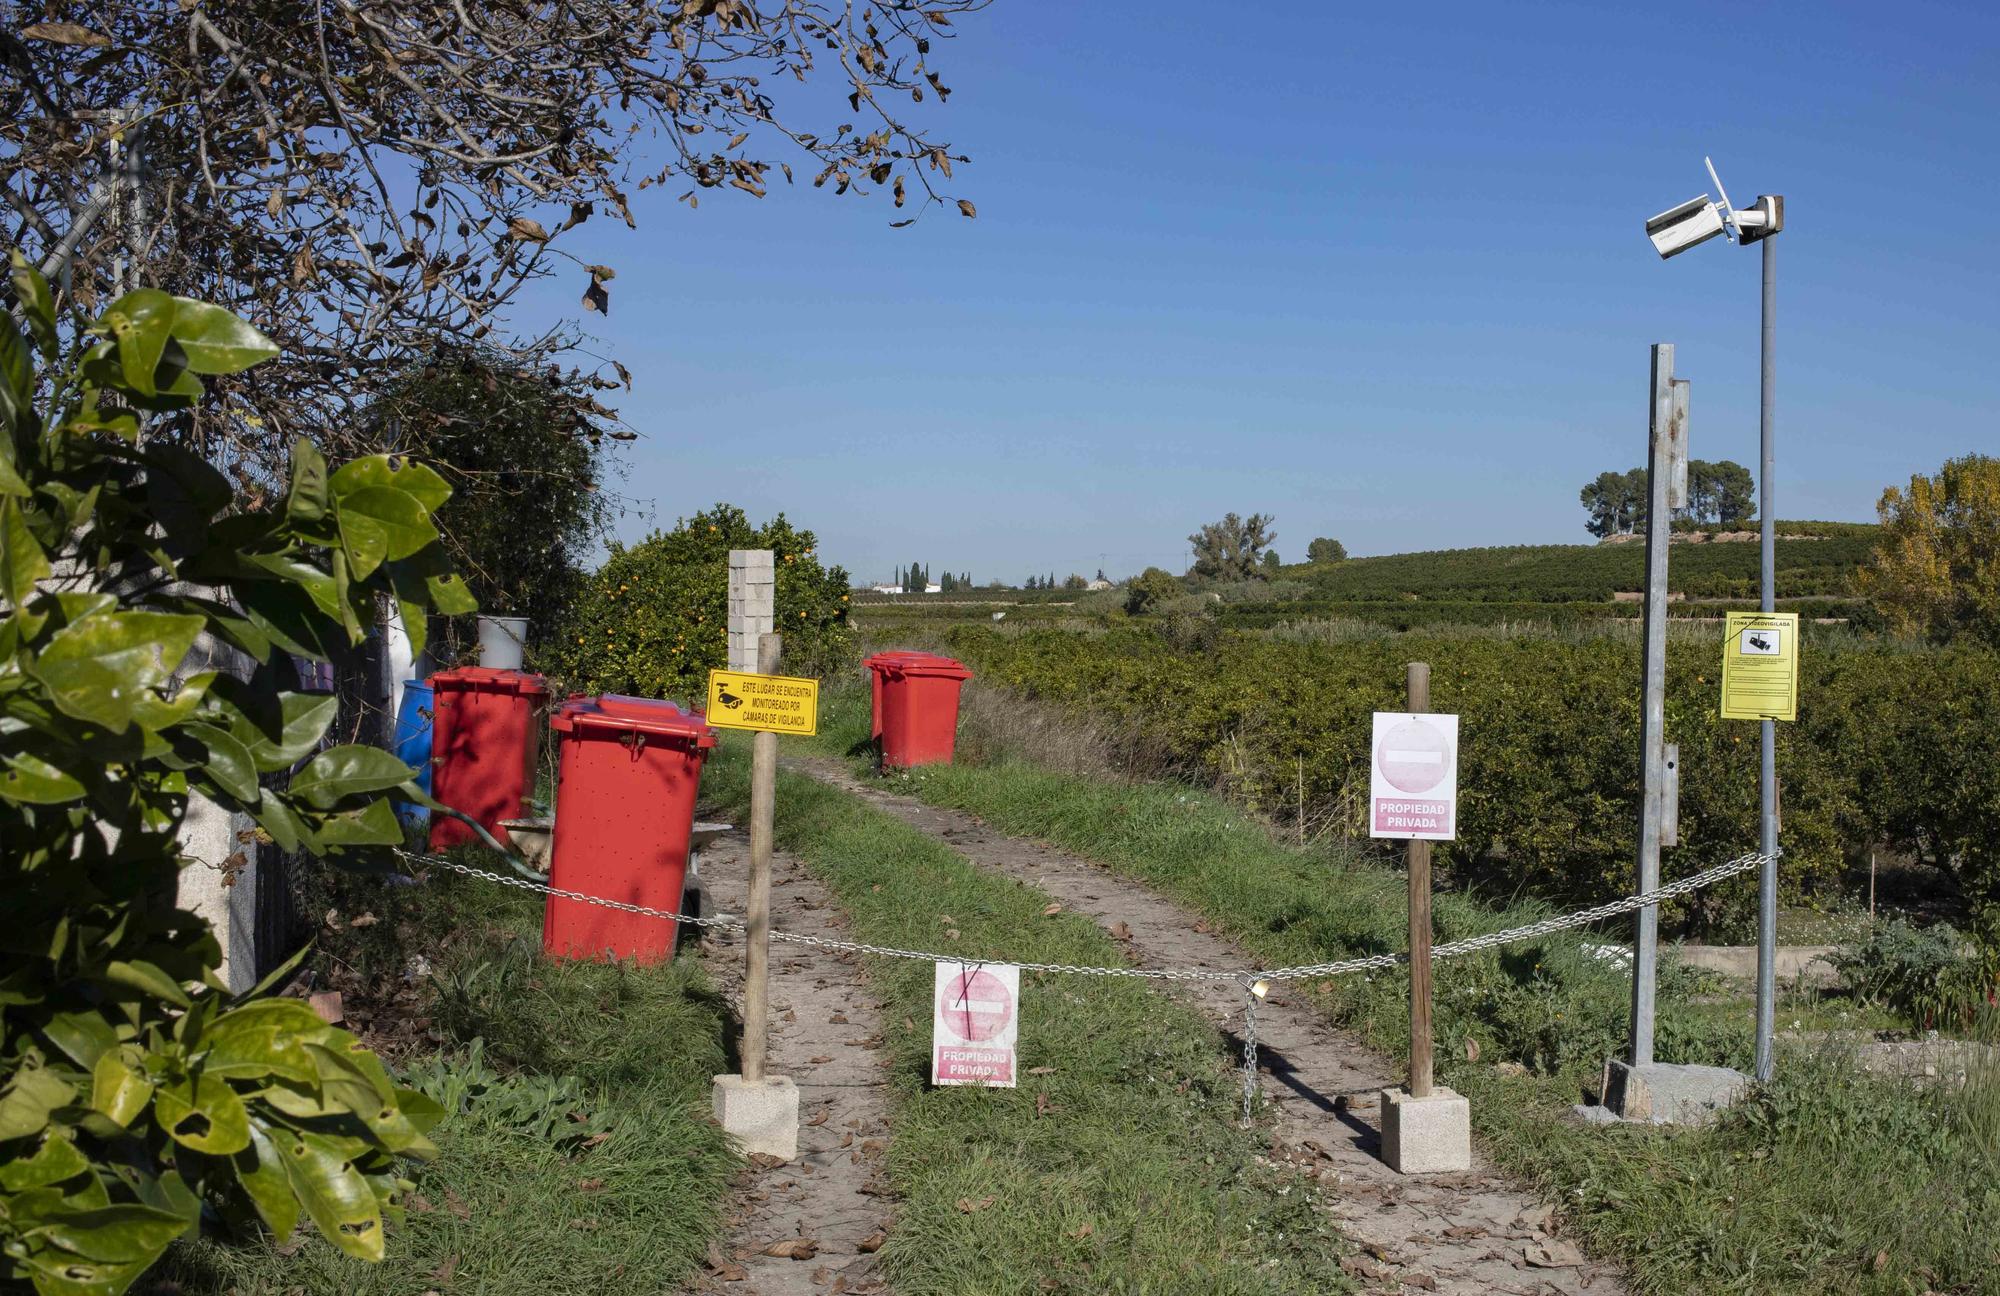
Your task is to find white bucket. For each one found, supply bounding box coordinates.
[476,615,529,670]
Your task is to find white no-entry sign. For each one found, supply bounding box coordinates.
[1370,712,1460,841]
[932,962,1019,1088]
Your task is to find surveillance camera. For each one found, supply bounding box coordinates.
[1645,195,1727,260]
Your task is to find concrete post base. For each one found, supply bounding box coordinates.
[712,1074,800,1162]
[1378,1085,1471,1174]
[1578,1060,1747,1126]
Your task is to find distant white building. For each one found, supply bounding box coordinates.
[866,583,904,595]
[925,583,943,594]
[1085,579,1113,591]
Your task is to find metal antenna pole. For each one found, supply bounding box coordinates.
[1753,224,1779,1083]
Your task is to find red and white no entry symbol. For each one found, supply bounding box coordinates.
[937,968,1014,1043]
[1376,717,1452,795]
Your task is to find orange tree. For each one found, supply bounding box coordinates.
[545,504,853,699]
[1,255,477,1293]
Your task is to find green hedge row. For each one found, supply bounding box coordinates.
[1284,535,1875,602]
[941,626,2000,938]
[1216,598,1877,631]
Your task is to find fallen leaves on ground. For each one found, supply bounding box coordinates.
[1340,1255,1391,1281]
[858,1230,887,1253]
[763,1237,819,1260]
[705,1240,748,1281]
[1523,1240,1585,1268]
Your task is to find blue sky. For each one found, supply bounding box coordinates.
[517,0,2000,584]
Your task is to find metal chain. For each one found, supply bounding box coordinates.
[1238,981,1260,1125]
[398,847,1776,985]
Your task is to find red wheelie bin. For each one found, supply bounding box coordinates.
[865,650,928,739]
[428,667,547,849]
[878,654,973,769]
[543,695,717,963]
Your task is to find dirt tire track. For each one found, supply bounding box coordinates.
[693,831,896,1295]
[789,756,1626,1296]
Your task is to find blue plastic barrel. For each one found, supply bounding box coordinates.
[391,679,435,829]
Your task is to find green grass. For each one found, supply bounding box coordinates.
[810,686,2000,1295]
[701,737,1352,1296]
[156,859,739,1296]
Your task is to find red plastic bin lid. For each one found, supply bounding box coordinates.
[430,666,548,695]
[552,694,717,746]
[884,655,971,681]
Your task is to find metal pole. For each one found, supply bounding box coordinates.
[1631,344,1675,1067]
[742,631,782,1084]
[1754,226,1779,1084]
[1406,661,1434,1099]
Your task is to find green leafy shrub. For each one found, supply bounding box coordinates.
[1,256,477,1293]
[402,1041,609,1148]
[1122,566,1185,615]
[544,503,852,698]
[361,348,613,647]
[1833,920,1988,1030]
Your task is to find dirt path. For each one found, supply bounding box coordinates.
[789,757,1626,1296]
[693,831,897,1296]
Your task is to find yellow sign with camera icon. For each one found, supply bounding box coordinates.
[705,669,819,736]
[1720,612,1799,722]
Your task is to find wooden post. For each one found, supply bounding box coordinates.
[1407,661,1434,1100]
[741,631,781,1083]
[1297,756,1306,847]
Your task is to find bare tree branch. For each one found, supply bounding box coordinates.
[1,0,988,471]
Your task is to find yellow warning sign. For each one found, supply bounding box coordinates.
[1720,612,1800,722]
[706,669,820,736]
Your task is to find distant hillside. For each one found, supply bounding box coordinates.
[1277,522,1878,603]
